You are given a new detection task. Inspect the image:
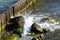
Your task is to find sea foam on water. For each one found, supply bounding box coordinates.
[21,12,60,36]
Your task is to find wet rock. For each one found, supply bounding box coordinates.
[32,34,45,40]
[31,23,43,33]
[31,23,49,34]
[4,16,25,35]
[40,18,49,22]
[9,16,25,27]
[40,18,59,24]
[22,22,49,40]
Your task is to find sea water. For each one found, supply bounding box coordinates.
[0,0,18,13]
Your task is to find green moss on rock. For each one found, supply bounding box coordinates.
[1,34,19,40]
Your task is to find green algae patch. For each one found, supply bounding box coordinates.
[54,19,60,23]
[16,28,22,32]
[0,24,6,33]
[27,32,36,37]
[1,34,19,40]
[8,34,19,40]
[30,32,36,36]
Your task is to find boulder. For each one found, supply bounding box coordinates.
[31,23,49,34]
[9,16,25,28]
[5,16,25,34]
[31,23,43,33]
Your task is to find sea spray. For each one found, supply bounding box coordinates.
[23,16,34,36]
[19,11,60,40]
[21,13,60,36]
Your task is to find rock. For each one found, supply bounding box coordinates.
[5,16,25,35]
[9,16,25,28]
[32,34,45,40]
[49,18,59,24]
[31,23,49,34]
[16,16,25,27]
[31,23,43,33]
[40,18,59,24]
[41,18,49,22]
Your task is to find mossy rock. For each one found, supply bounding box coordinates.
[1,34,19,40]
[32,35,44,40]
[16,28,23,33]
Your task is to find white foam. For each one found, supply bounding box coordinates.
[21,13,60,35]
[23,16,34,36]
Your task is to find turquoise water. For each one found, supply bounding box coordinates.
[0,0,18,13]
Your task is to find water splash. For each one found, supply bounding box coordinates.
[21,12,60,36]
[23,16,34,36]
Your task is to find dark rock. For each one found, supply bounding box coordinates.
[9,16,25,27]
[31,23,43,33]
[31,23,49,34]
[5,16,25,34]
